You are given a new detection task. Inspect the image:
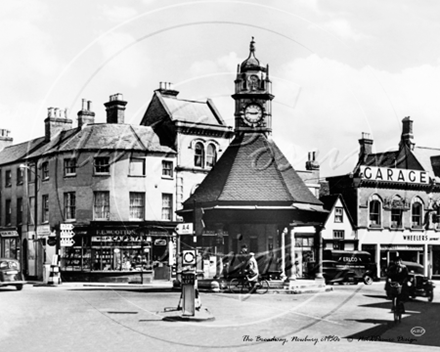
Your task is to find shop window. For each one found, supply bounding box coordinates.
[64,192,76,220]
[41,195,48,223]
[4,238,17,259]
[129,157,145,176]
[162,160,173,178]
[206,144,217,167]
[16,167,24,185]
[334,207,343,223]
[17,198,22,225]
[412,201,423,228]
[64,158,76,176]
[94,192,110,220]
[94,157,110,174]
[369,196,382,227]
[194,142,205,167]
[5,170,11,187]
[42,161,49,180]
[129,192,145,220]
[5,199,11,225]
[161,193,173,220]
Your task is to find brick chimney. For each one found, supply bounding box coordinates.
[44,107,72,141]
[400,116,414,150]
[156,82,179,97]
[104,93,127,124]
[359,132,373,161]
[306,150,320,181]
[0,129,13,151]
[77,99,95,128]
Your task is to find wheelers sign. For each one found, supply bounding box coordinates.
[360,166,429,185]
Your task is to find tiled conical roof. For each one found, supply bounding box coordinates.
[183,133,322,207]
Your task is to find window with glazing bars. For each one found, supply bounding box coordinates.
[129,192,145,219]
[162,160,173,177]
[5,199,11,225]
[412,202,423,227]
[206,144,217,167]
[94,157,110,174]
[64,158,76,176]
[161,193,173,220]
[42,195,49,222]
[42,161,49,180]
[16,167,24,185]
[64,192,76,220]
[94,192,110,220]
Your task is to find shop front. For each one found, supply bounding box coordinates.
[359,230,440,278]
[0,229,20,260]
[60,222,178,283]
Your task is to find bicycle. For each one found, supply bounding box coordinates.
[389,281,404,323]
[228,275,270,294]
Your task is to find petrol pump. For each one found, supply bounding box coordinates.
[160,223,214,322]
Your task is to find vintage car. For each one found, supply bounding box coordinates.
[322,250,378,285]
[0,258,25,290]
[385,261,435,302]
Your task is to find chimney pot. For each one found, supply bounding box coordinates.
[104,93,127,124]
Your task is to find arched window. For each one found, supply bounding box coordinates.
[391,196,404,229]
[369,195,382,227]
[411,199,423,228]
[206,144,217,167]
[194,142,204,167]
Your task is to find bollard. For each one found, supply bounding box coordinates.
[48,265,61,285]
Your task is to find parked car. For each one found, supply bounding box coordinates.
[0,258,25,291]
[385,261,435,302]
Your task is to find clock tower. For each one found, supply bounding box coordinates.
[232,38,274,135]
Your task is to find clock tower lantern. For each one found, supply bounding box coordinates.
[232,38,274,135]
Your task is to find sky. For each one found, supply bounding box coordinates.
[3,0,440,177]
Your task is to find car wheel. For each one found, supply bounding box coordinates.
[16,284,23,291]
[363,275,373,285]
[428,290,434,302]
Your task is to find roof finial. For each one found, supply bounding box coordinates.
[250,36,255,53]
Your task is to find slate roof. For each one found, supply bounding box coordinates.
[0,137,45,166]
[362,144,424,170]
[0,124,175,165]
[160,95,225,126]
[183,133,323,207]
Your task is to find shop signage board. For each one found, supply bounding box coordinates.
[175,223,193,235]
[60,237,75,247]
[0,230,19,237]
[37,225,51,237]
[360,166,429,184]
[60,223,75,247]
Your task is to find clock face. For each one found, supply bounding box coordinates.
[244,104,263,124]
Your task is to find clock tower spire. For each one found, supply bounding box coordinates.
[232,37,274,135]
